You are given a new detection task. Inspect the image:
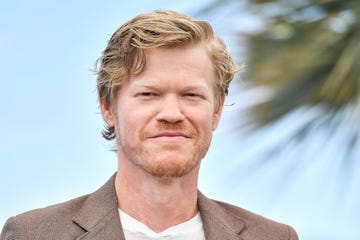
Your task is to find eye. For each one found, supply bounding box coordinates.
[184,93,199,97]
[140,92,157,97]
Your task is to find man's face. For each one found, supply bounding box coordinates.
[102,44,223,178]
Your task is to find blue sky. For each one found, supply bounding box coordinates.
[1,1,359,239]
[0,0,211,224]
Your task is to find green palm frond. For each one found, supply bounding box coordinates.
[196,0,360,173]
[244,0,360,127]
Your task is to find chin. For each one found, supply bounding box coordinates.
[142,157,199,178]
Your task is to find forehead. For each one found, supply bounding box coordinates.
[132,44,215,86]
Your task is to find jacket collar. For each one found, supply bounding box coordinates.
[198,192,245,240]
[71,174,245,240]
[72,174,125,240]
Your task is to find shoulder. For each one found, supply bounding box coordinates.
[0,195,89,240]
[198,193,298,240]
[1,174,118,240]
[217,200,297,238]
[213,199,284,227]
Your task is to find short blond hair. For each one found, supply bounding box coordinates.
[97,10,236,140]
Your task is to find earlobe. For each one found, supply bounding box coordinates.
[212,98,225,131]
[100,100,115,127]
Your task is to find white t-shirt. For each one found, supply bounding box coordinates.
[118,209,206,240]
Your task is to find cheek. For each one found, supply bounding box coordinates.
[192,109,216,133]
[118,109,154,138]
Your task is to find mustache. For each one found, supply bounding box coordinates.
[155,121,186,131]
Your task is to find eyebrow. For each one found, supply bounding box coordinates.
[133,82,209,91]
[181,85,209,93]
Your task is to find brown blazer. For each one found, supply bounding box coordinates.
[1,174,298,240]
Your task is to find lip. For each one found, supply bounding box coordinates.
[150,132,190,139]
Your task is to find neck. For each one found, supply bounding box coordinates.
[115,158,200,233]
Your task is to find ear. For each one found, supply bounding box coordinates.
[100,100,115,127]
[212,97,225,131]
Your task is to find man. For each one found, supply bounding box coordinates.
[1,10,298,240]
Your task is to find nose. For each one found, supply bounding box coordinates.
[155,95,185,123]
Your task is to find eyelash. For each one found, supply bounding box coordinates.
[140,92,157,97]
[137,92,202,99]
[184,93,198,97]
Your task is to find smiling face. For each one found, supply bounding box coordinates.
[101,44,223,178]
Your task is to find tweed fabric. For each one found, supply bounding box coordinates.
[1,174,298,240]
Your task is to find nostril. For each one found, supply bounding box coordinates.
[155,112,185,123]
[155,107,185,123]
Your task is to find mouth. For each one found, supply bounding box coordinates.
[150,132,190,139]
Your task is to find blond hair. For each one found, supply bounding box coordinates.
[97,10,236,140]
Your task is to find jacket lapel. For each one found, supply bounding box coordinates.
[198,192,245,240]
[72,174,125,240]
[70,175,245,240]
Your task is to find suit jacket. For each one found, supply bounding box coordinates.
[1,174,298,240]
